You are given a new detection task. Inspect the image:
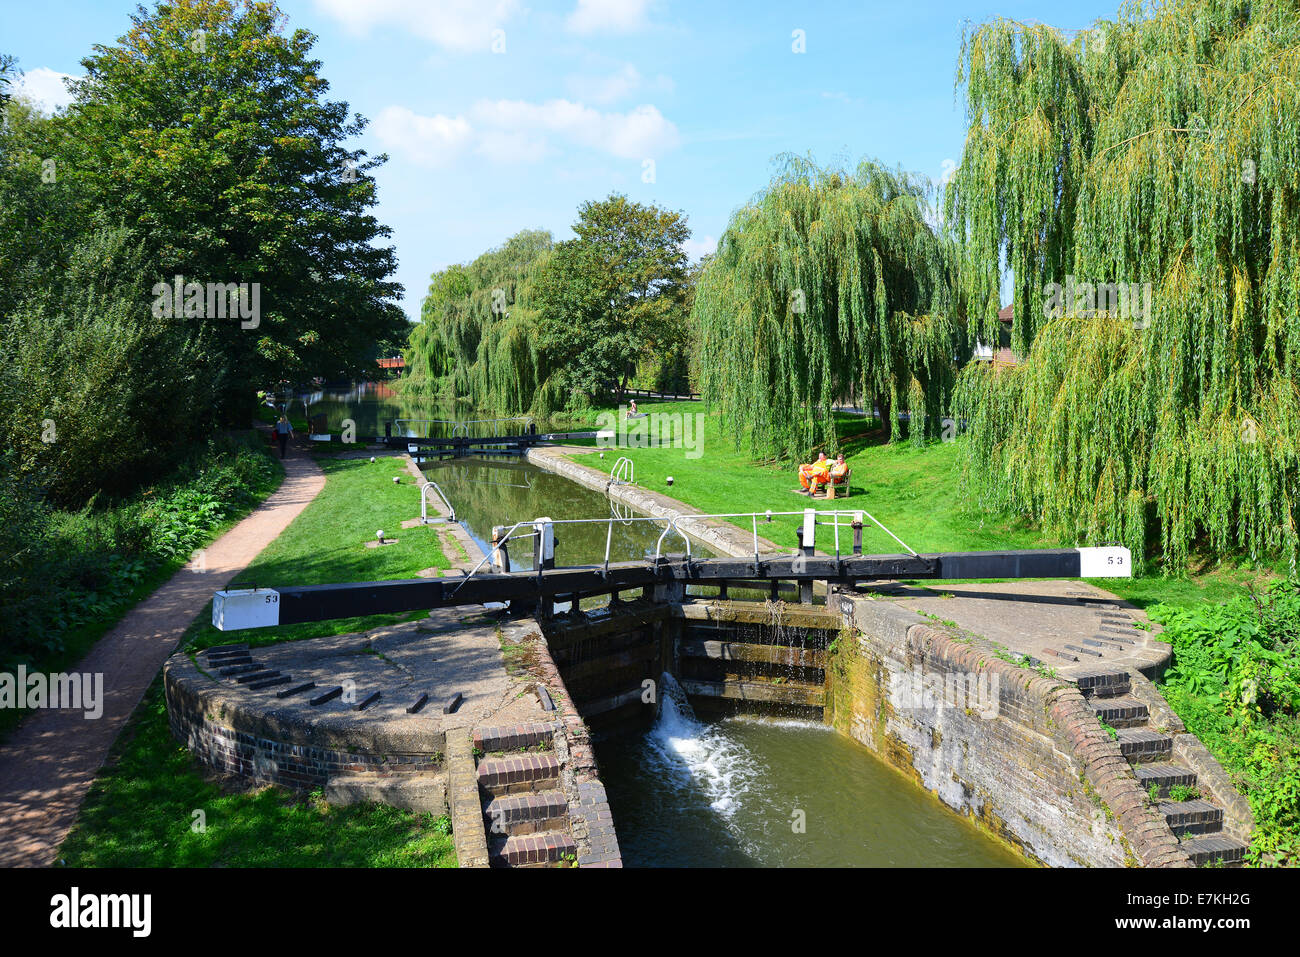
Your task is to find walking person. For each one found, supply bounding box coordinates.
[274,414,294,459]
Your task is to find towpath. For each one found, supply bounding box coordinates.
[0,436,325,867]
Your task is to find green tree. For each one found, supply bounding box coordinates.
[61,0,404,423]
[533,194,691,403]
[946,0,1300,571]
[407,230,554,414]
[694,155,960,459]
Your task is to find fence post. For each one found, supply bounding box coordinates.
[491,526,511,574]
[800,508,816,604]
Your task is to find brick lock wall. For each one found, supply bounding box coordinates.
[832,594,1187,867]
[164,664,441,792]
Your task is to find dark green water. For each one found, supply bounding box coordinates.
[288,382,574,438]
[424,455,1026,867]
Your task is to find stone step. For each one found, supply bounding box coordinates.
[1133,763,1198,798]
[1159,799,1223,837]
[1084,636,1132,651]
[1042,648,1080,662]
[1063,643,1105,658]
[1116,728,1173,761]
[476,752,562,796]
[473,722,555,754]
[1180,834,1248,867]
[1072,670,1132,698]
[323,773,447,813]
[483,789,569,837]
[1088,696,1150,728]
[489,831,577,868]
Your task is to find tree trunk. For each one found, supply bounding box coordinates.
[875,391,893,442]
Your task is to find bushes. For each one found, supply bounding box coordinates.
[1153,581,1300,865]
[0,434,280,674]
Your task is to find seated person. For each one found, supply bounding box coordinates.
[828,454,849,484]
[627,399,638,418]
[798,453,830,495]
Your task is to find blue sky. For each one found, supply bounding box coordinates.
[6,0,1121,321]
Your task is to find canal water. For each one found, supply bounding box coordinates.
[425,453,1025,867]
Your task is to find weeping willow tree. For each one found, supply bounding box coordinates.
[947,0,1300,571]
[406,229,564,415]
[695,156,962,460]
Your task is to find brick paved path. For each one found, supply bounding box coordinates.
[0,441,325,867]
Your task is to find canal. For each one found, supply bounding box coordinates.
[424,453,1026,868]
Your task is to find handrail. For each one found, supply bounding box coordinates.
[419,480,456,523]
[609,456,634,487]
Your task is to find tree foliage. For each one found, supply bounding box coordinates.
[534,194,691,401]
[694,155,960,459]
[62,0,405,418]
[0,0,404,502]
[947,0,1300,571]
[406,230,555,415]
[408,195,693,415]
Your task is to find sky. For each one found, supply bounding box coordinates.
[4,0,1122,322]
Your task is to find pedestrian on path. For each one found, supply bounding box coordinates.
[275,414,294,458]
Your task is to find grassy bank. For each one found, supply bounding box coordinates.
[59,452,458,867]
[1,431,284,742]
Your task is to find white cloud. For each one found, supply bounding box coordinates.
[566,0,653,35]
[313,0,519,52]
[14,68,78,112]
[685,235,717,261]
[375,98,680,166]
[373,106,472,165]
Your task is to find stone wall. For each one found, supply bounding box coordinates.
[832,592,1189,867]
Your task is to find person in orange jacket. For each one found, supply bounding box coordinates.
[798,453,830,495]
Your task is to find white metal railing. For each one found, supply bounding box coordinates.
[451,507,917,593]
[609,456,634,487]
[419,480,456,523]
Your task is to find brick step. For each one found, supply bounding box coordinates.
[489,831,577,868]
[1133,763,1198,798]
[483,789,569,837]
[475,752,562,796]
[473,722,555,754]
[1073,670,1132,698]
[1180,834,1248,867]
[1159,799,1223,837]
[1116,728,1173,761]
[1089,696,1149,728]
[1041,648,1079,662]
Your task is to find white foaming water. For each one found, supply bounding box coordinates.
[644,673,762,818]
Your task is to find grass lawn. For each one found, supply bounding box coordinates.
[58,677,456,868]
[570,400,1288,611]
[59,452,458,867]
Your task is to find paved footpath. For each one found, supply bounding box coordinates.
[0,442,325,867]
